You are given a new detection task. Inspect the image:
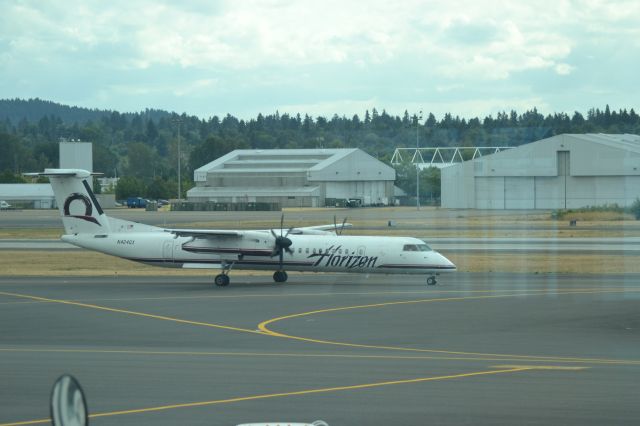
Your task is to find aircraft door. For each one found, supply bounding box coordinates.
[163,240,173,262]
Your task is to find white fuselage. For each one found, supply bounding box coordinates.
[32,168,455,283]
[62,231,456,275]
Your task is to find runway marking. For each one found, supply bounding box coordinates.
[0,366,535,426]
[0,347,607,364]
[258,288,640,366]
[2,288,639,367]
[0,291,261,335]
[0,289,532,306]
[1,286,636,305]
[0,301,44,306]
[0,289,559,305]
[493,365,589,371]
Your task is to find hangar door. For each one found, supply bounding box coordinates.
[475,177,504,209]
[504,177,535,209]
[476,177,535,209]
[557,151,569,209]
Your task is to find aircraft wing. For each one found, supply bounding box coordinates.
[287,223,353,235]
[167,228,273,257]
[165,225,350,239]
[166,224,352,238]
[165,229,249,238]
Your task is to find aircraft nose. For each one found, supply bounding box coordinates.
[436,251,456,270]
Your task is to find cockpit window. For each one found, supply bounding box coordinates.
[403,243,432,252]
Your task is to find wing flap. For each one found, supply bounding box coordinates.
[165,229,245,238]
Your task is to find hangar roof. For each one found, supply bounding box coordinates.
[456,133,640,178]
[571,133,640,153]
[195,149,356,174]
[194,148,395,182]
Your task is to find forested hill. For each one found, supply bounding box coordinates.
[0,98,171,125]
[1,98,639,199]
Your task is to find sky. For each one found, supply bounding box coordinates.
[1,0,639,121]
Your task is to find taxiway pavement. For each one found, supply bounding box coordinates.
[1,273,639,425]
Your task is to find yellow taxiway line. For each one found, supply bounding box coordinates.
[2,288,639,365]
[0,291,261,335]
[0,286,625,425]
[0,366,540,426]
[257,288,640,366]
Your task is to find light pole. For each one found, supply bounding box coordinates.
[173,117,183,201]
[416,110,422,210]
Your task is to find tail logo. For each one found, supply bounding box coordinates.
[63,193,101,225]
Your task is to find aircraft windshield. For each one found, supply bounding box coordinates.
[403,244,432,252]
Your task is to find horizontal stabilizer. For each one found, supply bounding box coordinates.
[24,169,103,178]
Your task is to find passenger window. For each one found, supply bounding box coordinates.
[319,249,323,254]
[313,248,316,254]
[306,248,309,254]
[298,248,302,253]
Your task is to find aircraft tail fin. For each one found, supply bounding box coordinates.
[26,169,110,235]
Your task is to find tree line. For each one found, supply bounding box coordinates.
[1,98,639,201]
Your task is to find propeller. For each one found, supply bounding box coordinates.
[333,215,348,236]
[270,214,294,271]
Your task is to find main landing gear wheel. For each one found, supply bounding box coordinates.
[273,270,288,283]
[214,274,230,287]
[427,276,437,286]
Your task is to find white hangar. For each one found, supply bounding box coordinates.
[441,133,640,209]
[188,148,396,208]
[0,184,56,209]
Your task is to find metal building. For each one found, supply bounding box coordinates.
[60,140,93,189]
[188,148,396,208]
[441,133,640,209]
[59,141,93,171]
[0,184,56,209]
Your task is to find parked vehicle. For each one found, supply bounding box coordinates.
[346,198,362,208]
[126,197,147,208]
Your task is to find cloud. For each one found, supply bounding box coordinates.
[555,63,574,75]
[1,0,639,118]
[131,1,409,69]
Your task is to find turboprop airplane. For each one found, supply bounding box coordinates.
[28,169,456,287]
